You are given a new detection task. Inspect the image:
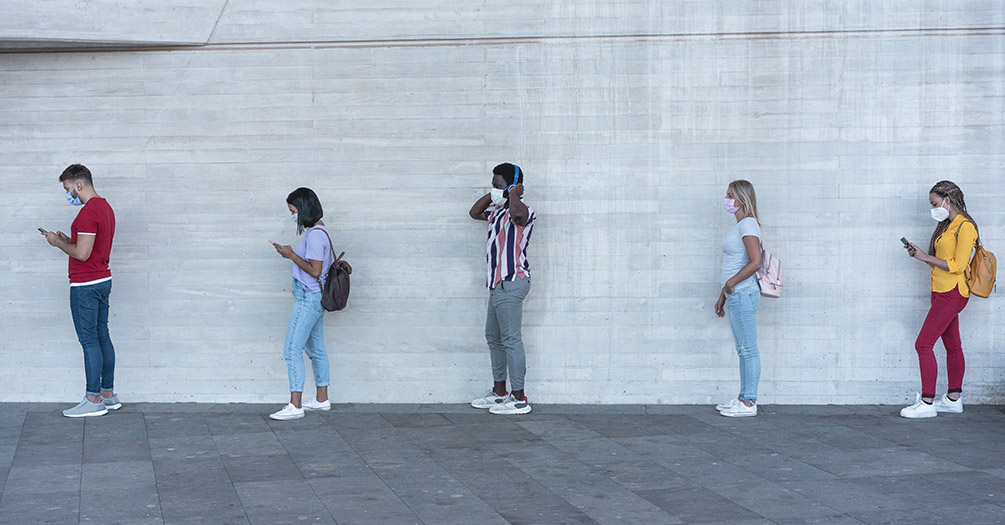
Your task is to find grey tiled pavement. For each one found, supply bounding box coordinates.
[0,403,1003,524]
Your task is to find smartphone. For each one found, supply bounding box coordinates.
[38,227,49,233]
[900,237,910,247]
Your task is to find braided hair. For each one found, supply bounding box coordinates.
[928,180,978,256]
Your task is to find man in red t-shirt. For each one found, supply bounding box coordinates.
[42,164,121,418]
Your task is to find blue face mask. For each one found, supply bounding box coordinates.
[66,190,82,206]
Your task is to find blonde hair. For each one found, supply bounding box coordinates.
[728,179,760,224]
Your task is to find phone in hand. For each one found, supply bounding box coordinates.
[900,237,910,247]
[38,227,49,233]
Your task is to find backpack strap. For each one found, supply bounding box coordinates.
[952,220,980,282]
[309,227,349,286]
[953,219,978,240]
[306,226,335,286]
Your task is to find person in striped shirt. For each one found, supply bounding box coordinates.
[468,163,535,415]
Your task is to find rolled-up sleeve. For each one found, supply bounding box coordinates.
[946,222,978,274]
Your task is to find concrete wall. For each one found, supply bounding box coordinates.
[1,1,1003,404]
[0,1,227,48]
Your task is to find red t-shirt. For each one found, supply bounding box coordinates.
[69,197,115,284]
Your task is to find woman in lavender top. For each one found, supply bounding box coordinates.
[269,188,333,421]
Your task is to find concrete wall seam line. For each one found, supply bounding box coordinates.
[4,27,1005,55]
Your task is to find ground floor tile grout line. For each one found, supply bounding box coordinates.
[0,412,26,507]
[140,413,167,525]
[270,415,341,524]
[208,414,253,525]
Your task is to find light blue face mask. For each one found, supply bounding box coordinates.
[66,190,82,206]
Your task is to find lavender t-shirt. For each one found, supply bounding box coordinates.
[292,225,332,293]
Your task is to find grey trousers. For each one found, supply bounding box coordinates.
[485,276,530,391]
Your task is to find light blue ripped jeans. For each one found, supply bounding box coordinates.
[284,279,329,393]
[726,287,761,404]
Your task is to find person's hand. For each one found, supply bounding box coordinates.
[715,293,726,318]
[42,231,60,246]
[905,242,923,260]
[723,281,734,295]
[56,231,70,243]
[509,183,524,199]
[273,243,294,259]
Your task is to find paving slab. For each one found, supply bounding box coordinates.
[0,489,79,523]
[309,474,421,524]
[233,479,335,525]
[0,403,1001,524]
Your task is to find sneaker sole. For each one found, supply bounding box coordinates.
[303,406,331,411]
[900,412,937,419]
[269,413,306,420]
[720,410,757,418]
[471,399,506,409]
[63,409,109,418]
[104,403,122,410]
[489,407,532,415]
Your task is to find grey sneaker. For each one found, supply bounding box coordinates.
[63,398,109,418]
[489,395,532,415]
[471,390,507,409]
[101,395,122,410]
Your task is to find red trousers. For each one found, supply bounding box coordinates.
[915,286,968,398]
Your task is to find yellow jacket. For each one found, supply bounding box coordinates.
[931,214,978,297]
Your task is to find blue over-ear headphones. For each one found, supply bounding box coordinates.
[506,165,520,193]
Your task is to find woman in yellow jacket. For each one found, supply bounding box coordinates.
[901,181,979,418]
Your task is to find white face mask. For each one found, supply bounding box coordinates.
[291,212,299,224]
[490,188,507,206]
[930,199,950,222]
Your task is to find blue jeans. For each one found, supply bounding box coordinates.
[69,280,115,396]
[284,280,329,393]
[726,287,760,403]
[485,277,530,391]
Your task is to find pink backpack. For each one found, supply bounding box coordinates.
[756,241,782,298]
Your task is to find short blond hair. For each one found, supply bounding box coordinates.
[728,180,759,224]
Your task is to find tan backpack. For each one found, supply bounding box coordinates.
[957,222,996,298]
[967,245,996,298]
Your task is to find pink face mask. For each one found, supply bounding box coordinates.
[723,197,740,214]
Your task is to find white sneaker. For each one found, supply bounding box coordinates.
[716,398,741,412]
[269,403,305,420]
[471,390,508,409]
[900,393,937,419]
[934,394,963,414]
[719,402,757,418]
[303,399,331,411]
[489,395,532,415]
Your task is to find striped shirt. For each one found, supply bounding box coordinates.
[484,203,535,289]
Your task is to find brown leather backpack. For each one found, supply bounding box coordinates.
[314,228,352,311]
